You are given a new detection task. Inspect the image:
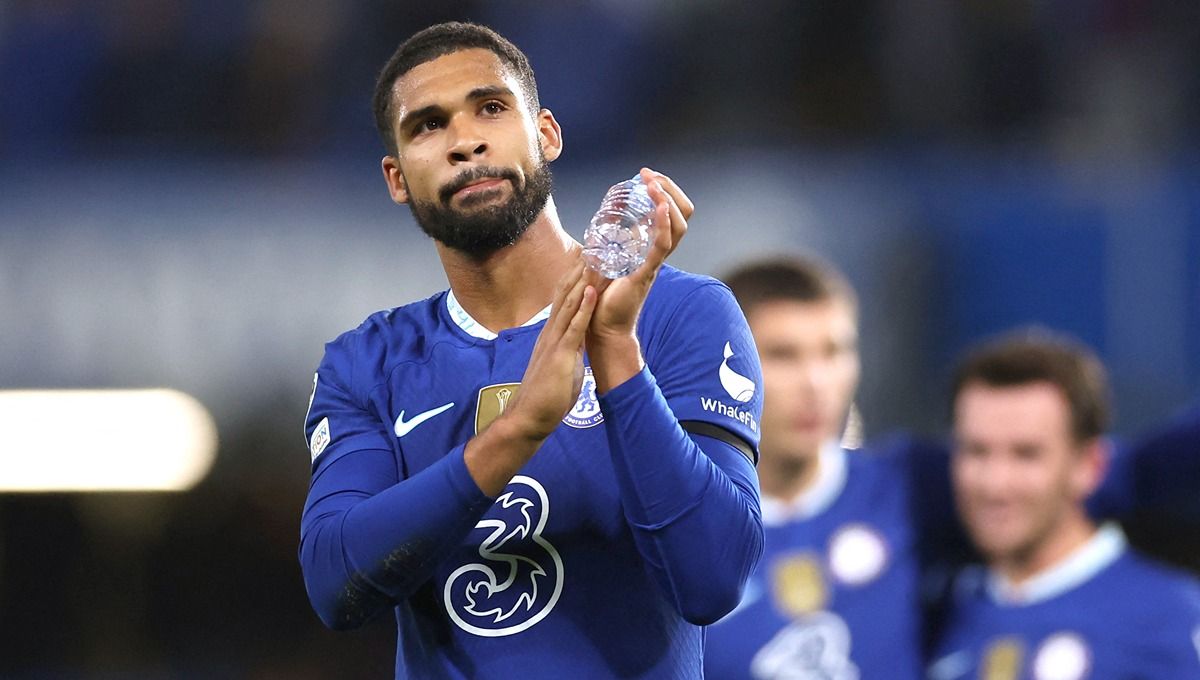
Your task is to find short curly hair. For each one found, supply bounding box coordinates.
[372,22,540,157]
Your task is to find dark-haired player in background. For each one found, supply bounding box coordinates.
[298,22,764,678]
[704,256,937,679]
[930,332,1200,679]
[704,255,1200,679]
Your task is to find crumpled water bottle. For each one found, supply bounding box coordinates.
[582,174,656,279]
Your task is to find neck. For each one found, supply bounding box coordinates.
[995,509,1097,585]
[758,444,823,502]
[438,197,579,333]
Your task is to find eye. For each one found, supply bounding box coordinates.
[482,101,506,115]
[957,441,988,459]
[419,119,442,133]
[1013,444,1041,461]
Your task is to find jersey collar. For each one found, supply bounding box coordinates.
[986,522,1127,606]
[760,440,848,526]
[445,289,551,341]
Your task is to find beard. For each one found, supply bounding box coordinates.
[407,159,554,258]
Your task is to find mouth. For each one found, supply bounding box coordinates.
[789,412,824,433]
[441,168,518,204]
[453,177,508,199]
[970,503,1020,528]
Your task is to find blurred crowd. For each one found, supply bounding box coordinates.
[3,0,1199,159]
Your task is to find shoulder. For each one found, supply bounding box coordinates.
[648,266,729,311]
[1112,551,1200,615]
[319,292,449,391]
[639,265,746,343]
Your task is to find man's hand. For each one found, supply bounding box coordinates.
[586,168,693,393]
[504,259,597,440]
[465,260,596,496]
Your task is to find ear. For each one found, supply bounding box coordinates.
[536,108,563,162]
[1071,436,1109,500]
[381,156,409,204]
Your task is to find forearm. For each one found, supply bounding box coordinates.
[299,445,491,629]
[588,333,644,394]
[599,367,764,624]
[463,413,546,497]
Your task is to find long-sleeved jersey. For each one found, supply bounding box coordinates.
[300,265,764,678]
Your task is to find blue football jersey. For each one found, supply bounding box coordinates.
[300,265,763,679]
[704,443,926,679]
[930,525,1200,680]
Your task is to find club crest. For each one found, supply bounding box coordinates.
[563,367,603,429]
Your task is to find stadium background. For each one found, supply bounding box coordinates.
[1,1,1197,676]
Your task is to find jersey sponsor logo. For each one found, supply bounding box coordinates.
[700,341,759,432]
[751,611,860,680]
[700,397,758,433]
[444,475,564,637]
[563,367,603,429]
[309,416,330,461]
[720,341,756,402]
[828,524,889,586]
[394,402,455,438]
[1032,632,1090,680]
[476,383,521,434]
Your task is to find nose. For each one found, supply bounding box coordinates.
[797,357,832,395]
[967,452,1018,500]
[446,116,487,164]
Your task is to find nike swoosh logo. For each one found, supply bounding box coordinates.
[394,402,455,437]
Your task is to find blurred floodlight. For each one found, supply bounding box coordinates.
[0,389,217,492]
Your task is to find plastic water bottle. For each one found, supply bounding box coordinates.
[583,175,655,279]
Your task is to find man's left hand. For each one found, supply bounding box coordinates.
[585,167,693,393]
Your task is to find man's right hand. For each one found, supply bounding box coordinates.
[464,258,597,496]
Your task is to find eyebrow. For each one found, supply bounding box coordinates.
[397,86,517,134]
[398,104,442,135]
[466,85,515,102]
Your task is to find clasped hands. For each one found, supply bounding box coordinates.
[504,168,693,444]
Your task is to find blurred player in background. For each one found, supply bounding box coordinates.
[298,21,764,678]
[930,331,1200,679]
[705,255,1200,679]
[704,256,937,679]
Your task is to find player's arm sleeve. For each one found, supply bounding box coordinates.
[597,282,764,625]
[298,342,492,631]
[1088,402,1200,520]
